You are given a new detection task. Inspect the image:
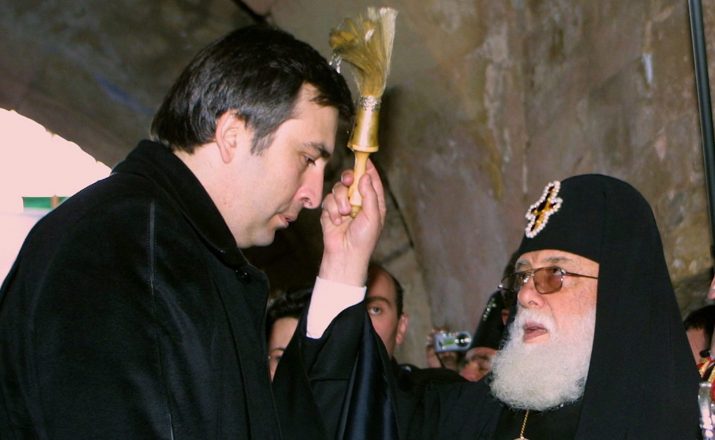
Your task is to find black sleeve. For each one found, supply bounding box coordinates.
[407,380,501,440]
[273,303,400,439]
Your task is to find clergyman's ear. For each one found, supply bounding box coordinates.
[215,111,251,163]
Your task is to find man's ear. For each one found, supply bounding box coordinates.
[215,111,251,164]
[395,313,409,346]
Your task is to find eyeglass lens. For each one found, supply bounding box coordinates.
[527,267,562,293]
[502,267,563,294]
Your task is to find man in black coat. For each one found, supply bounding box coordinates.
[0,25,386,439]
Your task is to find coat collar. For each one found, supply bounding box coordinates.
[113,140,249,269]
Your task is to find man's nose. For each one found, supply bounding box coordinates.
[299,170,324,209]
[517,276,543,308]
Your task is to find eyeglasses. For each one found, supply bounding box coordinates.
[499,266,598,296]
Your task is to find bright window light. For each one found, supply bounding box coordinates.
[0,108,111,282]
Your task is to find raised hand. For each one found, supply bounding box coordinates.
[318,159,386,286]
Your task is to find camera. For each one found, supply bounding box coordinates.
[433,330,472,353]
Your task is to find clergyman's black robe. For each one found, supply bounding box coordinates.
[282,175,701,440]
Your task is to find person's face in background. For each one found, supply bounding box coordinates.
[708,275,715,301]
[366,267,408,358]
[687,326,708,363]
[460,298,510,381]
[425,326,463,371]
[267,316,299,380]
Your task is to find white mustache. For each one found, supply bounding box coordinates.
[511,307,556,335]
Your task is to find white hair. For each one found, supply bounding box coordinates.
[489,305,596,410]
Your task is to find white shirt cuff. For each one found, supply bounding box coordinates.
[306,276,366,339]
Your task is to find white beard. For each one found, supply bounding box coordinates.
[489,305,596,411]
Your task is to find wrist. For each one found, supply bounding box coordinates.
[318,252,368,286]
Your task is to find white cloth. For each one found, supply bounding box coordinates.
[306,276,365,338]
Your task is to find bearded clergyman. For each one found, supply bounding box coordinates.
[286,174,700,440]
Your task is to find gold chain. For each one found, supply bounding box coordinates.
[516,409,530,440]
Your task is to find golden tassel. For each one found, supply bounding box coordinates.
[330,7,397,217]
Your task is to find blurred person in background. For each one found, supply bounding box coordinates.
[684,303,715,364]
[266,287,313,380]
[460,289,510,382]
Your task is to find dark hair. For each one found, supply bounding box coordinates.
[151,25,353,153]
[684,304,715,344]
[368,263,405,317]
[266,287,313,340]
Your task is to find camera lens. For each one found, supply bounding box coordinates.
[456,332,471,347]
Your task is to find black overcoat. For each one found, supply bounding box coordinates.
[0,141,284,439]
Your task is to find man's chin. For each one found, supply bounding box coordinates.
[239,230,277,248]
[256,232,277,247]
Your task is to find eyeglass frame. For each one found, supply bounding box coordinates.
[498,265,598,297]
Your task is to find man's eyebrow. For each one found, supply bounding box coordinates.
[514,255,573,271]
[366,295,391,306]
[514,259,530,272]
[303,142,331,159]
